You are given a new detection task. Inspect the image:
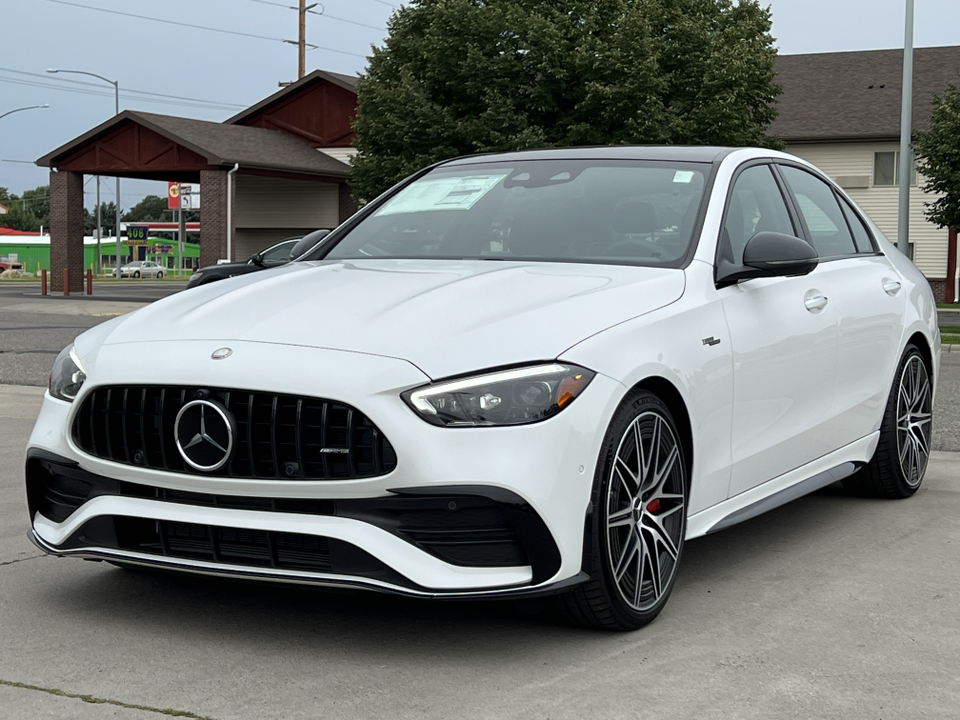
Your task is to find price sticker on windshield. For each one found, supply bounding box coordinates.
[376,174,508,216]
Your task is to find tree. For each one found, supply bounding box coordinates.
[352,0,783,200]
[84,201,118,236]
[913,83,960,231]
[20,185,50,229]
[122,194,171,223]
[0,202,40,232]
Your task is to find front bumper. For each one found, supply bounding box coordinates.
[26,341,624,598]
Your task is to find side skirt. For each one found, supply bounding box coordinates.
[686,432,879,538]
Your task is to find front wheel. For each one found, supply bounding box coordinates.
[556,391,687,630]
[133,271,140,278]
[157,271,163,279]
[843,345,932,498]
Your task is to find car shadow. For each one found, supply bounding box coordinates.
[36,482,894,653]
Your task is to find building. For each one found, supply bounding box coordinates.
[0,202,8,215]
[772,46,960,302]
[37,70,358,292]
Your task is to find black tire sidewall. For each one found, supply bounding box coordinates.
[880,345,930,495]
[589,390,688,628]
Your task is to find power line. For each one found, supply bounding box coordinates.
[243,0,386,31]
[43,0,367,57]
[0,67,246,110]
[0,75,241,113]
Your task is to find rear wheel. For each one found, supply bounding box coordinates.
[157,271,163,279]
[133,271,140,278]
[843,345,932,498]
[556,391,687,630]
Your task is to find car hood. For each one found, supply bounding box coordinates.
[99,260,685,379]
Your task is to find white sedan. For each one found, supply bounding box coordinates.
[29,147,939,630]
[113,260,164,278]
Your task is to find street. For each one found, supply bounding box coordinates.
[1,282,959,718]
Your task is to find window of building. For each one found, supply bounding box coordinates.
[874,151,917,187]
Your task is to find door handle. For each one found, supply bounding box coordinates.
[883,280,902,296]
[804,295,828,312]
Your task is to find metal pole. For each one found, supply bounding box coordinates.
[897,0,915,254]
[0,104,49,120]
[96,177,102,275]
[178,206,186,277]
[114,81,122,277]
[299,0,307,79]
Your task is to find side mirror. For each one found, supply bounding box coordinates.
[716,232,818,287]
[250,253,265,267]
[289,228,332,260]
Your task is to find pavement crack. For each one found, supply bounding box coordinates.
[0,555,45,567]
[0,679,219,719]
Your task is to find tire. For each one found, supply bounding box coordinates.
[133,271,140,278]
[157,271,163,279]
[556,390,688,630]
[843,344,932,498]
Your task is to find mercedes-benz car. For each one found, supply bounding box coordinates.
[27,147,940,630]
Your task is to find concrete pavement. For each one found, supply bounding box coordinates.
[1,385,959,719]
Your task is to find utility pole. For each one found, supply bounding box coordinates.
[96,177,101,275]
[897,0,915,254]
[299,0,307,79]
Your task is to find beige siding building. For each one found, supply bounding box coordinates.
[773,47,960,302]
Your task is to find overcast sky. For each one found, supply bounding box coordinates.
[2,0,958,206]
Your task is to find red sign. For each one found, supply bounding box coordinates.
[167,182,181,210]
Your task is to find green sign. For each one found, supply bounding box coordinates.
[127,225,149,243]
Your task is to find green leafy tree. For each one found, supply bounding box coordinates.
[352,0,783,199]
[0,202,40,231]
[19,185,50,229]
[913,83,960,230]
[122,194,171,222]
[83,201,118,236]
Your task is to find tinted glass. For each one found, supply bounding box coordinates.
[722,165,795,265]
[874,152,896,186]
[261,240,296,265]
[779,165,857,258]
[839,200,875,253]
[325,160,709,267]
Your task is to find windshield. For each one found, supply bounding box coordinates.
[325,160,709,267]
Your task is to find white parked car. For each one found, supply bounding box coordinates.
[113,260,164,278]
[28,147,940,630]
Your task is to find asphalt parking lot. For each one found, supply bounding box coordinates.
[1,281,959,718]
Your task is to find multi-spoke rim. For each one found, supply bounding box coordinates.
[896,355,932,488]
[605,410,685,612]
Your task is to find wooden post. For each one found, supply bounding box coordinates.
[63,268,69,297]
[86,268,93,295]
[41,268,47,296]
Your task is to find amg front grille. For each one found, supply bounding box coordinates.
[72,386,397,480]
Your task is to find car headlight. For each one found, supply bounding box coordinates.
[402,363,595,427]
[49,345,86,402]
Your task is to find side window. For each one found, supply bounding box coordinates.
[261,242,294,265]
[722,165,795,265]
[838,199,876,253]
[779,165,857,258]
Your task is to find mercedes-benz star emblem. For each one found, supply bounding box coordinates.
[211,348,233,360]
[174,400,235,471]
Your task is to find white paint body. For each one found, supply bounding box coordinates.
[27,148,941,598]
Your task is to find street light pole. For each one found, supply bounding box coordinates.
[898,0,915,254]
[0,104,50,121]
[47,69,122,276]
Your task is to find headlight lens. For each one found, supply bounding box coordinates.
[49,345,86,402]
[402,363,595,427]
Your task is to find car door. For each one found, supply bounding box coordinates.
[776,164,907,447]
[717,163,840,497]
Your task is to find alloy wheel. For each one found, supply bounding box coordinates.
[896,354,932,487]
[605,410,685,612]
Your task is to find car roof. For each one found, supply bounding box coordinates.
[441,146,739,167]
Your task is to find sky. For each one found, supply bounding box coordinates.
[1,0,958,209]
